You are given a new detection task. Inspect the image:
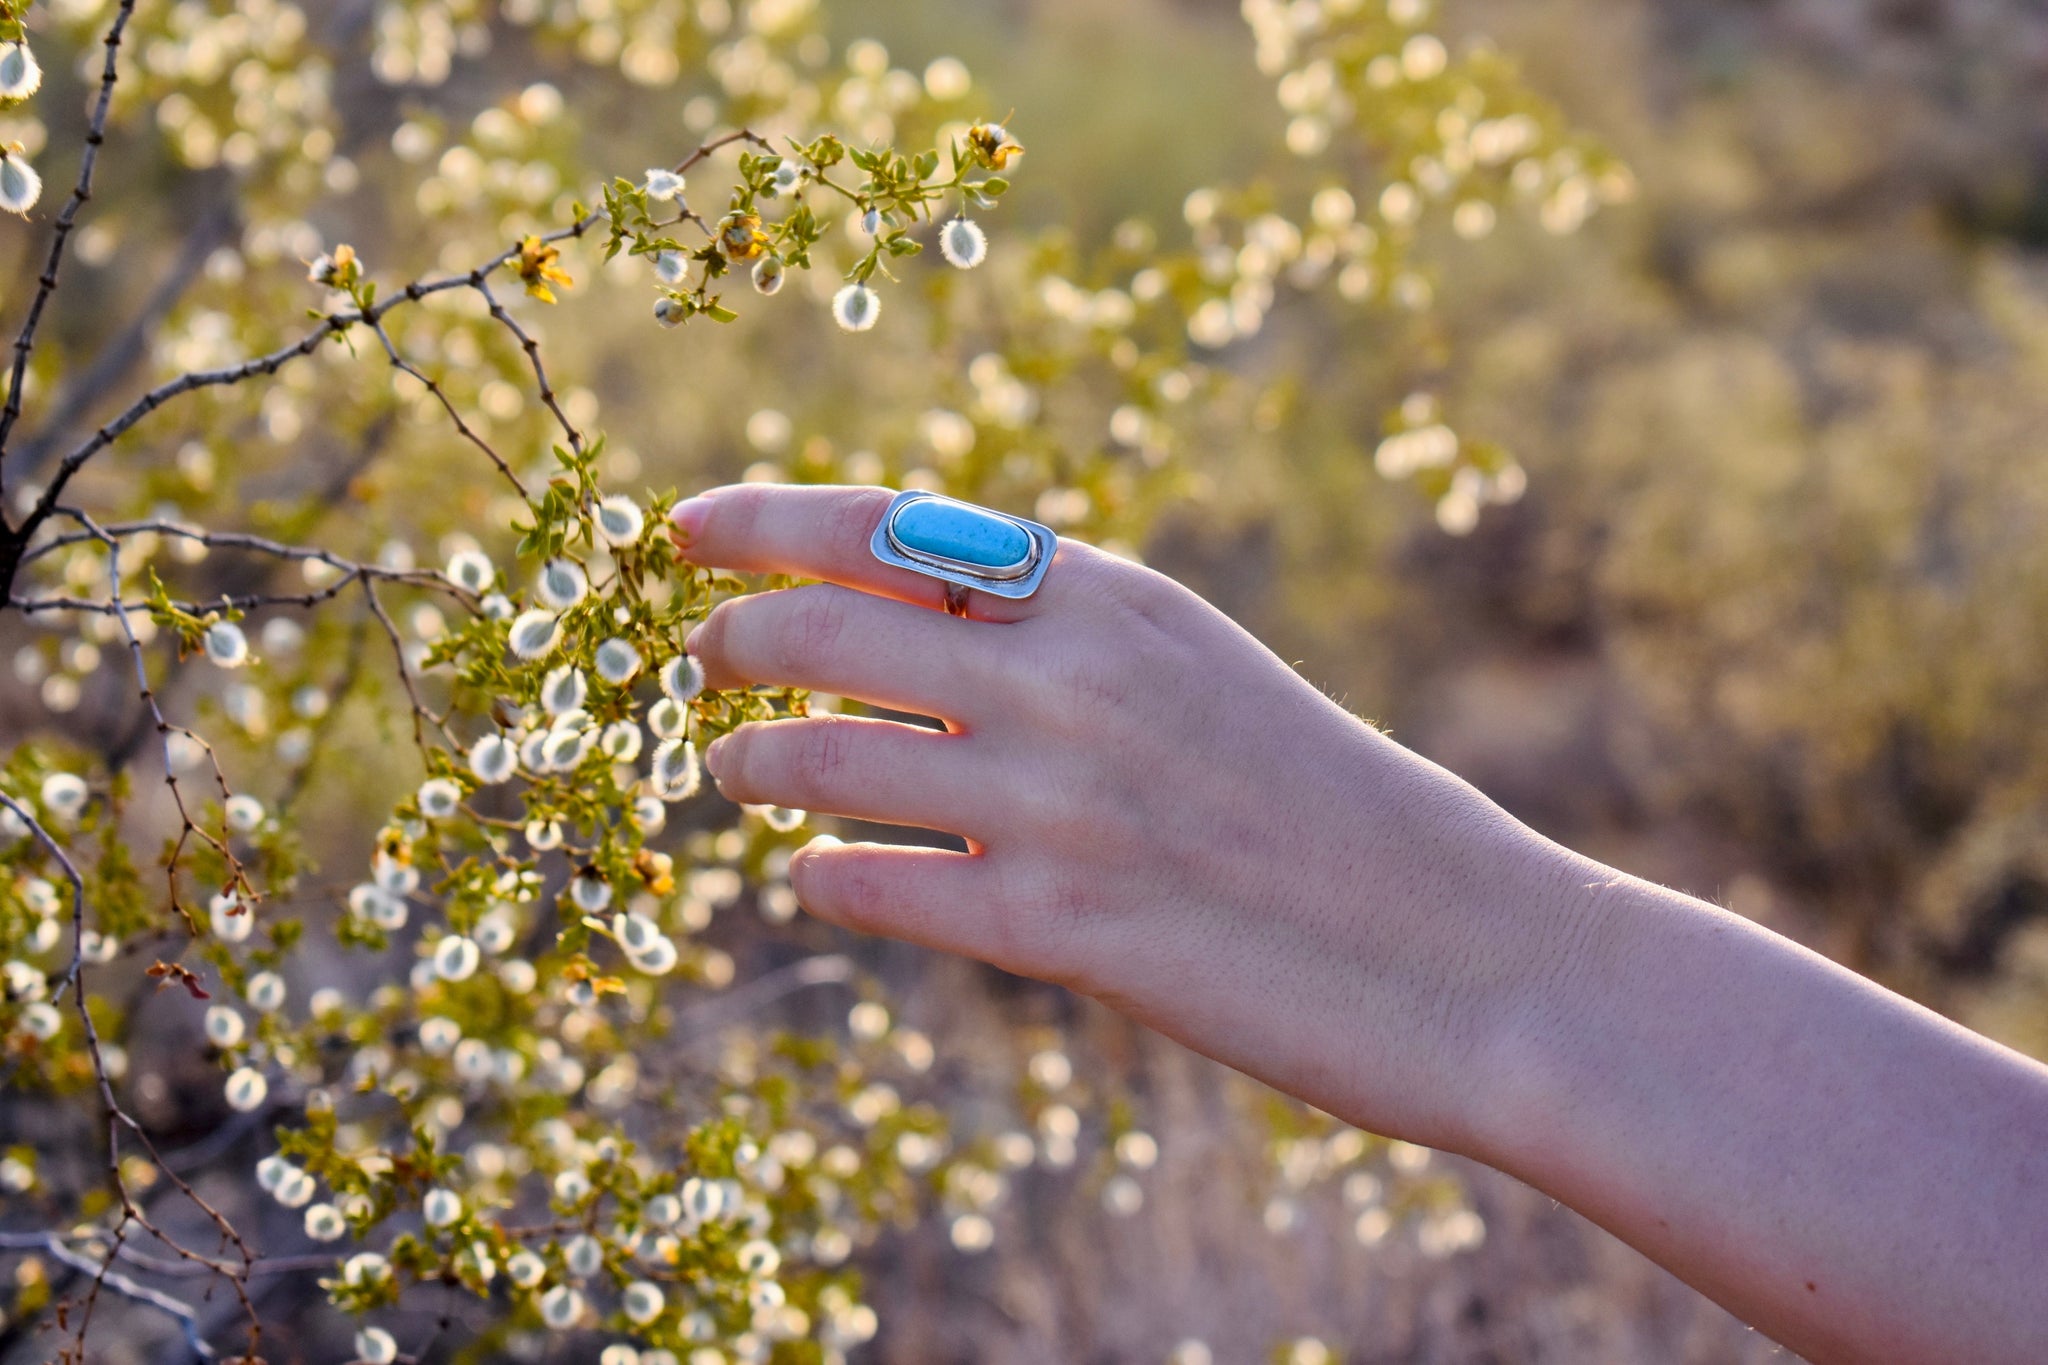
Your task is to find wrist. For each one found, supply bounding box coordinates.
[1269,730,1600,1157]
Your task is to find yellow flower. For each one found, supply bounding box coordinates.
[717,211,769,262]
[967,122,1024,170]
[516,235,573,303]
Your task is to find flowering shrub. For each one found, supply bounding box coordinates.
[0,1,1619,1360]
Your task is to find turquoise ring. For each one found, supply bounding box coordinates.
[869,491,1057,617]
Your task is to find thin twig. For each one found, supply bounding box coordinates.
[0,0,144,469]
[364,315,529,495]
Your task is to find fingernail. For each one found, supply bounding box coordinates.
[703,734,728,778]
[669,495,714,548]
[799,834,844,857]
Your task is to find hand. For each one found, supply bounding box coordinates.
[671,482,1563,1152]
[673,485,2048,1365]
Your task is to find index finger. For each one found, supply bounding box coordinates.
[669,483,1061,622]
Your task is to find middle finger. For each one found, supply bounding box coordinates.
[689,583,1012,726]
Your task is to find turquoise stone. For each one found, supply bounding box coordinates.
[889,497,1034,575]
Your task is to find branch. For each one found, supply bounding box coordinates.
[364,313,529,495]
[0,790,255,1356]
[0,1232,218,1360]
[0,0,144,467]
[14,127,772,551]
[54,509,253,932]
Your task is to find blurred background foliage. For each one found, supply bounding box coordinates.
[3,0,2046,1359]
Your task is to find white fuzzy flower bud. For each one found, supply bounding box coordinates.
[469,734,518,785]
[20,1001,59,1039]
[599,720,643,761]
[39,772,87,820]
[423,1187,462,1227]
[0,150,39,216]
[246,971,286,1012]
[224,1066,268,1112]
[535,559,587,610]
[419,1016,461,1054]
[647,697,688,739]
[508,610,561,660]
[627,935,678,975]
[569,869,613,913]
[204,1005,246,1048]
[540,665,588,715]
[622,1278,666,1325]
[660,654,704,704]
[832,283,880,333]
[0,43,42,100]
[446,549,495,593]
[210,892,255,944]
[649,738,700,802]
[203,621,250,668]
[630,794,667,833]
[940,218,988,269]
[434,935,481,982]
[564,1232,603,1278]
[738,1238,781,1277]
[540,1284,585,1329]
[355,1327,398,1365]
[417,777,462,820]
[343,1252,390,1286]
[304,1202,347,1241]
[644,168,685,201]
[595,494,645,546]
[274,1166,316,1208]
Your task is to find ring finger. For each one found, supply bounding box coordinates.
[688,584,1012,726]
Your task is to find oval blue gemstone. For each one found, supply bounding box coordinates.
[889,497,1033,574]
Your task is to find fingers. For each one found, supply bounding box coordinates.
[688,584,1006,724]
[706,715,993,837]
[788,840,1013,963]
[669,483,1060,622]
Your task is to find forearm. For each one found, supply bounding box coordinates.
[1454,836,2048,1364]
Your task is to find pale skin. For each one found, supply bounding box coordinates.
[670,483,2048,1365]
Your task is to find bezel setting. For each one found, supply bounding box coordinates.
[869,490,1058,601]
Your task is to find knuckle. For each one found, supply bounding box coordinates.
[1102,557,1191,628]
[790,715,857,802]
[826,487,893,552]
[987,857,1091,984]
[828,857,891,934]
